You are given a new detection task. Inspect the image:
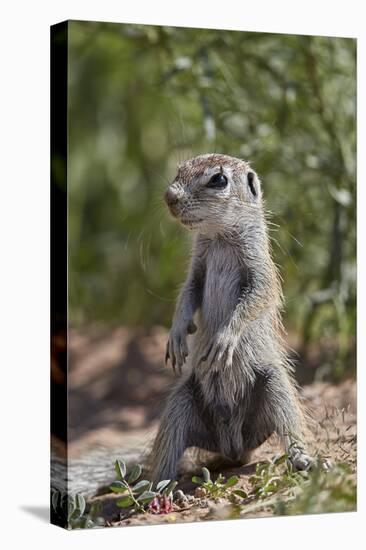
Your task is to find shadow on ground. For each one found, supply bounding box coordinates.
[52,325,356,466]
[20,506,49,524]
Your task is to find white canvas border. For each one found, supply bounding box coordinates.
[0,0,364,547]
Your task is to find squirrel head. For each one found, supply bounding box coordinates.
[164,153,263,233]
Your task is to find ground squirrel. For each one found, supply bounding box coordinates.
[150,153,313,481]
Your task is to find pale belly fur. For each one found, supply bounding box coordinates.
[201,241,242,334]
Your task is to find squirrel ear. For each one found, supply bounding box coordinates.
[247,172,257,197]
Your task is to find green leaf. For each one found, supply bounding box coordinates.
[67,496,76,521]
[224,475,239,488]
[128,464,142,484]
[115,460,126,480]
[75,494,86,517]
[132,480,151,494]
[110,481,128,493]
[51,489,60,512]
[89,501,102,517]
[162,480,178,496]
[116,495,134,508]
[192,476,203,484]
[216,473,225,484]
[137,491,156,504]
[233,489,248,498]
[273,454,288,465]
[156,479,171,492]
[202,467,211,482]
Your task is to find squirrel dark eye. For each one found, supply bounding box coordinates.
[247,172,257,196]
[207,173,228,189]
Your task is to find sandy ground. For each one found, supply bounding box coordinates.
[52,326,356,527]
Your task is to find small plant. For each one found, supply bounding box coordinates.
[275,461,356,515]
[248,454,308,499]
[110,459,177,515]
[51,488,105,529]
[235,454,356,517]
[192,467,245,501]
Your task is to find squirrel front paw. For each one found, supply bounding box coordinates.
[199,330,238,369]
[165,319,197,374]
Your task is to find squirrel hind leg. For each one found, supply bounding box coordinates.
[149,374,214,483]
[251,364,314,470]
[240,365,278,451]
[241,364,313,467]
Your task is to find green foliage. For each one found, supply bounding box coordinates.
[52,455,355,527]
[192,467,241,500]
[192,457,356,517]
[67,21,356,377]
[236,456,355,517]
[51,488,105,529]
[110,459,177,514]
[248,455,310,499]
[276,462,356,515]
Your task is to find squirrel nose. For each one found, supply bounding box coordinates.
[164,187,179,208]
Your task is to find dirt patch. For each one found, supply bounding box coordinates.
[53,327,356,527]
[87,378,356,527]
